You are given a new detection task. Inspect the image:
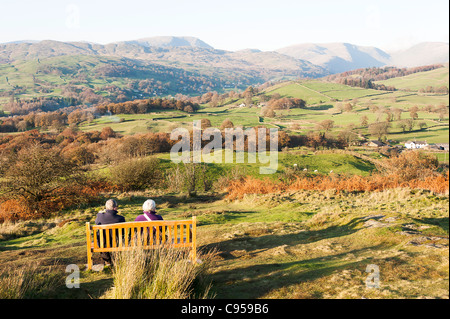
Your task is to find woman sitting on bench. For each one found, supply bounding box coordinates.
[135,199,163,243]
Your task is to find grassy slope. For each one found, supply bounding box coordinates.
[154,150,376,180]
[0,188,448,299]
[374,66,449,92]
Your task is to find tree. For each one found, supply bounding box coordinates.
[220,119,234,130]
[338,129,358,147]
[360,115,369,127]
[0,145,82,217]
[343,102,353,112]
[368,122,390,141]
[392,108,403,121]
[306,131,326,150]
[278,131,290,150]
[404,119,415,132]
[410,110,419,120]
[397,121,407,133]
[200,118,212,130]
[244,94,253,107]
[418,122,428,130]
[100,126,116,140]
[260,107,275,118]
[184,105,194,113]
[316,119,334,132]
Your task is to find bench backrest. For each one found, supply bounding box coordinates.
[86,216,197,269]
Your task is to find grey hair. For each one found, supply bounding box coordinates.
[105,199,118,210]
[142,199,156,212]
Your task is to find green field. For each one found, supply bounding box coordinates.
[153,150,377,180]
[374,66,449,92]
[76,76,449,146]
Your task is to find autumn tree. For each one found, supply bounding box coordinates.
[220,119,234,130]
[260,107,275,118]
[316,119,334,132]
[100,126,116,140]
[368,122,390,141]
[360,115,369,127]
[0,145,83,217]
[199,119,212,130]
[392,108,403,121]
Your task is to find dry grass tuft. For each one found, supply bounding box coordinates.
[102,244,215,299]
[0,261,64,299]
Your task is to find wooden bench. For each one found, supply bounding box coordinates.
[86,216,197,270]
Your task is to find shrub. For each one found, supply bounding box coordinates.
[110,157,161,191]
[376,151,439,181]
[165,163,215,196]
[225,172,449,199]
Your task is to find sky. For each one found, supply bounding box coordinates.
[1,0,449,52]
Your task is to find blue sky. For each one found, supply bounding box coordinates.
[1,0,448,52]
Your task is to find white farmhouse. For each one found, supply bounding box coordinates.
[404,140,428,149]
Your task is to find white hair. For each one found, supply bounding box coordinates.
[143,199,156,212]
[105,199,118,210]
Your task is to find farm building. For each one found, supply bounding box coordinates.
[367,140,385,147]
[404,140,428,149]
[434,143,449,151]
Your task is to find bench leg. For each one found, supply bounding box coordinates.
[87,249,93,270]
[86,222,93,270]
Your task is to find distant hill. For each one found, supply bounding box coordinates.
[388,42,450,67]
[1,37,448,108]
[276,43,391,74]
[123,36,214,49]
[277,42,449,74]
[0,39,327,81]
[0,38,328,107]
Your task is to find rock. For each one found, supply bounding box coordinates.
[86,264,106,272]
[364,219,388,228]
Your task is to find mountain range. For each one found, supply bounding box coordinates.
[1,36,448,76]
[277,41,450,73]
[0,36,448,101]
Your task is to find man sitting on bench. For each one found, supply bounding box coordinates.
[95,199,126,266]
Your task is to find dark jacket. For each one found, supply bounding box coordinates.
[95,210,126,249]
[95,210,125,225]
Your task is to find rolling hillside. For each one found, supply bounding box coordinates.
[0,38,327,106]
[374,65,449,92]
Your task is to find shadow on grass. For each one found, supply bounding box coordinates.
[209,244,386,298]
[201,216,364,255]
[202,216,380,297]
[412,217,449,234]
[308,104,334,111]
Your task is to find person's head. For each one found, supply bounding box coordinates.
[142,199,156,213]
[105,199,118,211]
